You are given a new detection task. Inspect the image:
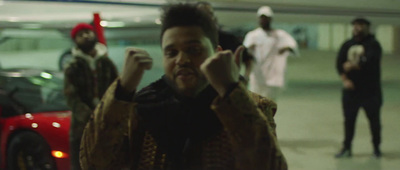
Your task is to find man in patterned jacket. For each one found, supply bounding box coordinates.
[80,4,287,170]
[64,23,118,170]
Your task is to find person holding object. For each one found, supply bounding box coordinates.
[335,18,383,158]
[80,3,287,170]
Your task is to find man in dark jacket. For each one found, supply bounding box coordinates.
[64,23,118,169]
[335,18,383,158]
[80,3,287,170]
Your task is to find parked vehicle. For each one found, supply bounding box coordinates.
[58,48,73,71]
[0,68,70,170]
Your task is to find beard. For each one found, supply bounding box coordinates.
[77,39,97,54]
[164,67,209,98]
[261,23,271,30]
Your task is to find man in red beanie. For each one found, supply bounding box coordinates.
[64,23,118,170]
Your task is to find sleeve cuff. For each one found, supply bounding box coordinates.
[222,82,240,99]
[114,79,136,102]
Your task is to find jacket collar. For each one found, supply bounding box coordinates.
[71,42,107,70]
[135,76,222,165]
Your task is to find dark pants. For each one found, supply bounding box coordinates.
[70,136,82,170]
[341,89,382,150]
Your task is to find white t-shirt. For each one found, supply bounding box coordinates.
[243,28,297,88]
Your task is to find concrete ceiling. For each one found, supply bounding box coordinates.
[0,0,399,40]
[0,0,161,29]
[1,0,400,29]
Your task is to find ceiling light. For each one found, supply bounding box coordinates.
[100,21,108,27]
[8,17,19,22]
[101,21,125,28]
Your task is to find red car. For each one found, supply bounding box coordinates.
[0,68,71,170]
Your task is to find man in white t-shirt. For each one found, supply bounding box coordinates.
[243,6,298,101]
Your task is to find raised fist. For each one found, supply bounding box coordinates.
[200,46,244,97]
[120,47,153,93]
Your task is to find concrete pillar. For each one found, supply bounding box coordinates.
[375,25,394,54]
[393,26,400,55]
[331,23,347,51]
[317,23,331,51]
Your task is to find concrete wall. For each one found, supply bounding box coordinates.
[317,23,394,54]
[216,0,400,11]
[1,22,395,57]
[395,26,400,55]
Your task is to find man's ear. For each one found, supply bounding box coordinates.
[216,45,223,52]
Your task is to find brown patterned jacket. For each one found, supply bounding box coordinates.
[80,78,287,170]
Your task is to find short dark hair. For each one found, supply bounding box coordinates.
[351,18,371,26]
[196,1,211,7]
[160,3,218,48]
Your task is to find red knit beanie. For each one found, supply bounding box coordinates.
[70,23,94,39]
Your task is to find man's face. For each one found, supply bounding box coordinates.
[259,15,272,29]
[162,26,215,97]
[352,23,369,37]
[74,29,97,53]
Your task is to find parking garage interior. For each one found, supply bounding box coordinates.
[0,0,399,170]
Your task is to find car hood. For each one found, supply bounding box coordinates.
[32,111,70,119]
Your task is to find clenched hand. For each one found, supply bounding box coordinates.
[120,47,153,93]
[200,46,245,97]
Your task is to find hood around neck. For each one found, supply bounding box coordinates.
[71,42,108,70]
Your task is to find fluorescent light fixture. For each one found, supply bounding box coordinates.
[100,21,108,27]
[100,21,125,28]
[8,17,19,22]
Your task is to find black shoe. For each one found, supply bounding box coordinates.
[373,149,382,158]
[335,148,352,158]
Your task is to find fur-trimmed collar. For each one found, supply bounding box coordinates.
[71,42,108,70]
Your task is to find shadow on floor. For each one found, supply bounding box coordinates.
[335,158,382,170]
[279,138,338,153]
[354,151,400,160]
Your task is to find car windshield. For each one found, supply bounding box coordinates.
[1,70,69,114]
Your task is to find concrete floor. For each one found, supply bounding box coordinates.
[274,50,400,170]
